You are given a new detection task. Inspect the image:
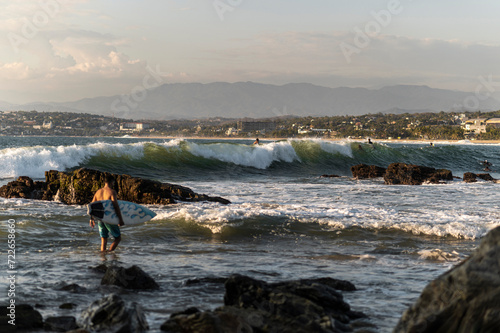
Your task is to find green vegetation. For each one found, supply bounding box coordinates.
[1,109,500,140]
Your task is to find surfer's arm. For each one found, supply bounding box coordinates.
[110,192,125,226]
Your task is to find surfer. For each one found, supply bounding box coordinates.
[89,175,125,252]
[253,138,260,145]
[367,138,373,145]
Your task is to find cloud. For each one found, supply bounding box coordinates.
[200,31,500,91]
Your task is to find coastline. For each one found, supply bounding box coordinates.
[138,135,500,144]
[2,133,500,144]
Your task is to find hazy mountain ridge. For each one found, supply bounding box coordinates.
[2,82,499,120]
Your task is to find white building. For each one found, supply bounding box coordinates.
[120,122,151,131]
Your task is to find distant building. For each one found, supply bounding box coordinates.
[463,118,486,134]
[120,122,151,131]
[226,127,238,136]
[485,118,500,128]
[237,121,276,132]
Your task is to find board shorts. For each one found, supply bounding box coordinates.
[97,221,121,239]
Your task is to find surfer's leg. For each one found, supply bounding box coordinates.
[109,236,121,251]
[100,237,108,252]
[97,221,109,252]
[107,225,122,251]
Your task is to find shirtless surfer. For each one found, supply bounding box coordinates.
[89,175,125,252]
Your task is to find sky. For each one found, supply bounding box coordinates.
[1,0,500,104]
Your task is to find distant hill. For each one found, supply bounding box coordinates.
[2,82,500,120]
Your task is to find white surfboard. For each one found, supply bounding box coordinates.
[87,200,156,225]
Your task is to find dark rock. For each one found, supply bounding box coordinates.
[185,277,228,286]
[394,226,500,333]
[90,263,108,273]
[78,294,148,333]
[0,176,46,200]
[384,163,453,185]
[101,265,160,290]
[161,306,257,333]
[0,168,230,205]
[0,304,43,332]
[58,283,86,293]
[60,303,77,309]
[44,316,78,332]
[463,172,477,183]
[463,172,497,183]
[296,277,357,292]
[321,174,341,178]
[478,173,496,181]
[351,164,386,179]
[162,274,367,333]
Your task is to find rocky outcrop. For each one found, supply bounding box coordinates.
[463,172,497,183]
[351,164,386,179]
[350,163,500,185]
[384,163,453,185]
[0,168,230,205]
[162,274,367,333]
[394,226,500,333]
[101,265,160,290]
[349,163,453,184]
[78,294,148,333]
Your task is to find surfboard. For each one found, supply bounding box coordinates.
[87,200,156,225]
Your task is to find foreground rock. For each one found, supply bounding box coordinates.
[162,274,367,333]
[0,304,43,332]
[44,316,78,332]
[394,226,500,333]
[101,265,160,290]
[0,168,230,205]
[78,294,148,333]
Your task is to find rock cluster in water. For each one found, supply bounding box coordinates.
[162,274,368,333]
[0,168,230,205]
[0,263,371,333]
[351,163,499,184]
[394,225,500,332]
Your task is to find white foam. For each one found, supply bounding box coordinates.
[418,249,461,262]
[0,142,146,179]
[184,140,300,169]
[152,179,500,239]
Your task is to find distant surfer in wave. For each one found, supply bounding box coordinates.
[253,138,260,145]
[89,175,125,252]
[481,160,492,172]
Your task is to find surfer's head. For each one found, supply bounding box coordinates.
[104,174,115,185]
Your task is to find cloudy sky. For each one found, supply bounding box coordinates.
[1,0,500,104]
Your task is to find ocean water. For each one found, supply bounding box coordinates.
[1,136,499,332]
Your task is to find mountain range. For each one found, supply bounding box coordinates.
[2,82,500,120]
